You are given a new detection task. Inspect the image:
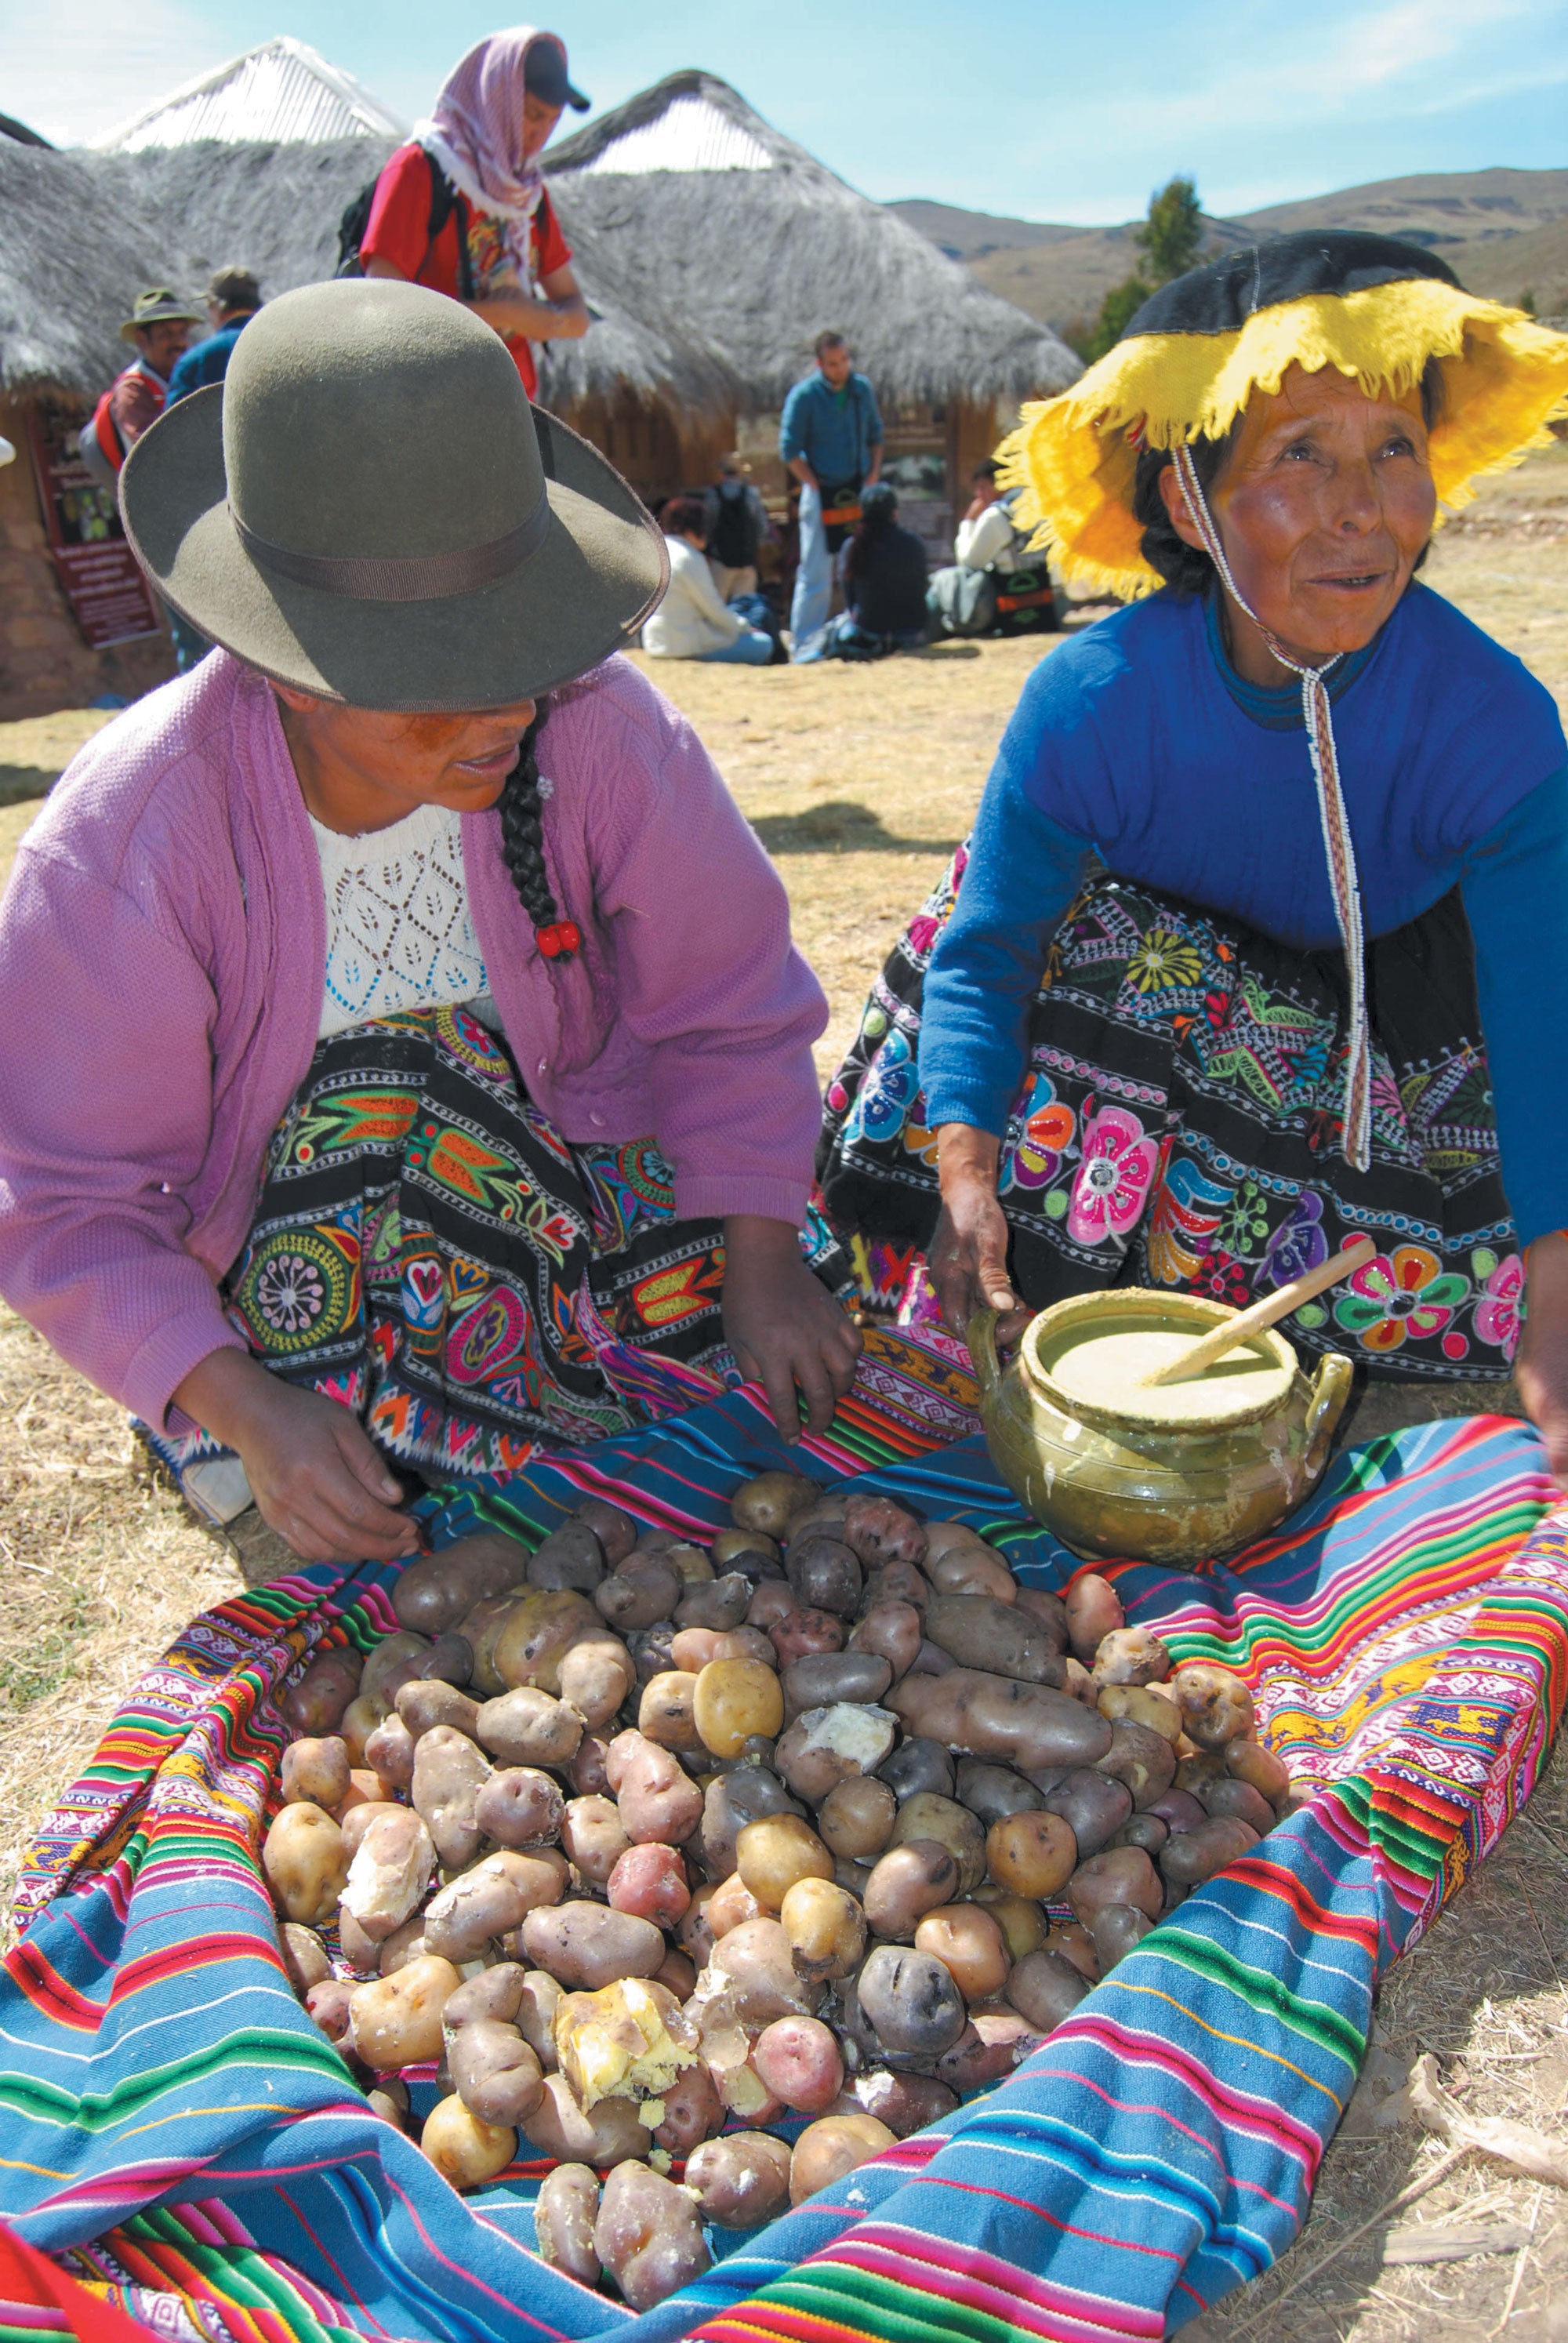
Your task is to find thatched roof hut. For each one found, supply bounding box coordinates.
[0,143,186,716]
[0,65,1078,711]
[539,71,1078,419]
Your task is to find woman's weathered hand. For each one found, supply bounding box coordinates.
[172,1350,420,1562]
[931,1123,1032,1349]
[1515,1233,1568,1488]
[723,1215,862,1443]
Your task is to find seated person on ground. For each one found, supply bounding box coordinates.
[954,459,1018,572]
[928,458,1060,639]
[817,233,1568,1477]
[641,496,775,666]
[0,282,861,1566]
[704,452,774,602]
[821,485,931,659]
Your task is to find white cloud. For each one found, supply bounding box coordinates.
[1,0,235,146]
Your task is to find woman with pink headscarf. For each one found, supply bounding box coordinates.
[361,27,589,400]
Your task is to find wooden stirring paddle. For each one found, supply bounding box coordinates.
[1136,1235,1376,1389]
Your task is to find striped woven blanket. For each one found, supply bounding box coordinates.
[2,1328,1564,2343]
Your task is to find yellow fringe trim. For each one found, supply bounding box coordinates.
[998,281,1568,597]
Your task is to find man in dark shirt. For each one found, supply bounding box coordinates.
[166,267,263,404]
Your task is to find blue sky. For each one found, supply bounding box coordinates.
[7,0,1566,221]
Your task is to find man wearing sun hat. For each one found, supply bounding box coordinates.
[0,277,860,1559]
[78,289,202,487]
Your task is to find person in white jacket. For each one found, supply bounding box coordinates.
[953,460,1024,573]
[642,498,774,663]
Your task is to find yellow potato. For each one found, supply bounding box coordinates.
[420,2094,516,2191]
[985,1811,1078,1900]
[731,1472,818,1539]
[692,1658,784,1759]
[339,1693,390,1767]
[263,1803,347,1928]
[914,1904,1010,2002]
[1097,1683,1183,1744]
[735,1814,834,1910]
[972,1889,1046,1963]
[779,1876,866,1983]
[789,2112,895,2206]
[638,1671,702,1754]
[349,1954,462,2071]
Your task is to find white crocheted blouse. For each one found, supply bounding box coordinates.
[311,799,496,1038]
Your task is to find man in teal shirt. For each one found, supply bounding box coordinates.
[779,332,884,660]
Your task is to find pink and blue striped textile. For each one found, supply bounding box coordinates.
[1,1361,1563,2343]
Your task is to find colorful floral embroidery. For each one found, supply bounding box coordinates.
[1217,1179,1272,1259]
[818,853,1515,1383]
[1474,1251,1525,1358]
[1126,924,1203,995]
[1001,1073,1077,1193]
[1194,1246,1251,1310]
[1334,1244,1472,1353]
[1261,1190,1329,1287]
[845,1029,920,1146]
[1066,1105,1160,1246]
[1146,1154,1229,1285]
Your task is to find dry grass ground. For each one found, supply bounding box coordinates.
[0,445,1565,2330]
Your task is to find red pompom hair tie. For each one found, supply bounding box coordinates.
[536,921,580,960]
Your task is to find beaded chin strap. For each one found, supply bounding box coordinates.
[1171,441,1371,1173]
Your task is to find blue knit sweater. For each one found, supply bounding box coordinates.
[919,583,1568,1244]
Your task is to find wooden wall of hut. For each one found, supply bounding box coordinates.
[558,390,1004,539]
[0,396,175,722]
[555,391,736,511]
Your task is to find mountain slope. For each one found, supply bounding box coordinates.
[891,167,1568,332]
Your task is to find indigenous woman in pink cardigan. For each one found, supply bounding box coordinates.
[0,282,860,1562]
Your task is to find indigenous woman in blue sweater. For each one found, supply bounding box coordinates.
[818,233,1568,1473]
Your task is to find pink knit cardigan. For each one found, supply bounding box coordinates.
[0,651,826,1427]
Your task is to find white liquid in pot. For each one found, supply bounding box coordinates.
[1043,1323,1283,1426]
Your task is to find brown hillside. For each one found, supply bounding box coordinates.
[1453,214,1568,312]
[902,166,1568,335]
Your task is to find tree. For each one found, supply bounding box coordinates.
[1135,175,1207,286]
[1087,274,1153,361]
[1084,176,1209,363]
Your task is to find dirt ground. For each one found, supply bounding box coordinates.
[1,444,1565,2335]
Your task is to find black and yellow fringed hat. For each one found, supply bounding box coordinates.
[1000,228,1568,599]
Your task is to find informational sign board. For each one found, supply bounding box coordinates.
[24,399,162,648]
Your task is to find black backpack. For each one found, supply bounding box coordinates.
[710,485,761,572]
[336,146,475,299]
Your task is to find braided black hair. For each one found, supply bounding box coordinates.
[496,698,576,955]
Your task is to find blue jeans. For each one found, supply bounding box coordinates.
[702,627,774,666]
[789,482,833,659]
[823,614,927,659]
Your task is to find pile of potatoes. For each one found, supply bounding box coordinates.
[264,1473,1298,2308]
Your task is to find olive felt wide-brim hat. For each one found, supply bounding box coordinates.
[120,277,669,709]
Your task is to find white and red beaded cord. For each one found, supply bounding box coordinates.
[1171,441,1372,1173]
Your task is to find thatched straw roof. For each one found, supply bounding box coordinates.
[93,38,404,154]
[539,72,1080,410]
[0,142,180,398]
[0,67,1079,412]
[0,133,386,398]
